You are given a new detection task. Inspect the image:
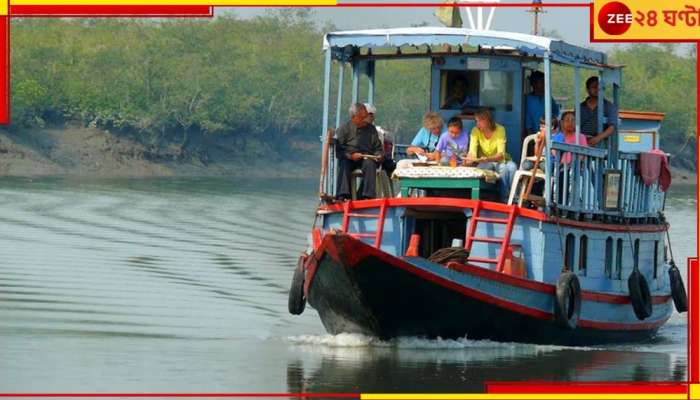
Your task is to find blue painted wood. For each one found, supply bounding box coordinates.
[335,62,345,129]
[544,53,552,208]
[367,60,376,104]
[321,49,332,195]
[351,60,359,103]
[322,204,671,310]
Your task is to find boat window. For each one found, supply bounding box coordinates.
[578,235,588,275]
[565,233,575,271]
[615,239,623,279]
[653,240,659,279]
[440,70,480,110]
[605,237,613,278]
[439,69,513,112]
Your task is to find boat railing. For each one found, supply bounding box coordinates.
[550,142,607,215]
[549,142,666,220]
[617,152,666,218]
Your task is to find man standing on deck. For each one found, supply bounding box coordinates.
[580,76,618,147]
[335,103,384,201]
[524,71,560,136]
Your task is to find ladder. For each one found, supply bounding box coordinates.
[465,201,518,272]
[341,199,389,248]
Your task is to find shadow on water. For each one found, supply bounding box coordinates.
[286,345,687,394]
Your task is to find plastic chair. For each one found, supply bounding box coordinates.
[508,134,546,206]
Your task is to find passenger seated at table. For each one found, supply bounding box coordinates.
[465,108,517,202]
[406,112,445,159]
[335,102,384,201]
[433,117,468,165]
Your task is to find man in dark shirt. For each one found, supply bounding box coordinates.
[580,76,618,147]
[335,103,384,201]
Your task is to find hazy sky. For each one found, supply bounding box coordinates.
[220,0,620,51]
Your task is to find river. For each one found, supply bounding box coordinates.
[0,177,693,394]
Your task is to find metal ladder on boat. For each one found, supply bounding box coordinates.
[341,199,389,248]
[464,202,518,272]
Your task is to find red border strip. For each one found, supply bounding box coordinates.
[486,382,688,394]
[10,5,213,17]
[691,258,698,382]
[0,14,8,125]
[0,394,357,398]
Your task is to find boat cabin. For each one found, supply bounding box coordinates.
[319,27,669,223]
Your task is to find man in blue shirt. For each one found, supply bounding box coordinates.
[580,76,618,147]
[524,71,560,136]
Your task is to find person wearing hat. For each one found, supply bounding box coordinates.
[364,103,396,176]
[524,71,560,136]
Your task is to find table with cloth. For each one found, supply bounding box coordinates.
[393,160,500,199]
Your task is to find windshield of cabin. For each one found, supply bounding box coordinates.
[439,70,514,112]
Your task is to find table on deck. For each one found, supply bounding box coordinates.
[393,164,500,199]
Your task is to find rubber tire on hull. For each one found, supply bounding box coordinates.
[668,263,688,313]
[628,270,652,320]
[288,254,307,315]
[554,271,581,330]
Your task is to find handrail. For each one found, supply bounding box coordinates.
[546,146,666,218]
[550,142,607,159]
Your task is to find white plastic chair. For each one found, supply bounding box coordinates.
[508,134,546,206]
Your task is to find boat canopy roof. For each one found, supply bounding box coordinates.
[323,27,609,67]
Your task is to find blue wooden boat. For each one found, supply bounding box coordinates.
[287,27,688,345]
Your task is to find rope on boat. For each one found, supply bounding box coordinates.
[552,206,568,272]
[665,225,675,263]
[428,247,470,265]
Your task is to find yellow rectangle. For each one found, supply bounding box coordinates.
[10,0,335,5]
[361,394,687,400]
[593,0,700,40]
[691,384,700,400]
[0,1,7,15]
[623,135,641,143]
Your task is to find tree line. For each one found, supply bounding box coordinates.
[8,12,697,168]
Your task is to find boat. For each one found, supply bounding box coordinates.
[287,27,688,345]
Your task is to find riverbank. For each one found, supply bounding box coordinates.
[0,127,696,184]
[0,127,318,179]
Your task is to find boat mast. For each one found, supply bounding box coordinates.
[527,0,544,35]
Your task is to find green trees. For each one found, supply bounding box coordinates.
[8,16,697,166]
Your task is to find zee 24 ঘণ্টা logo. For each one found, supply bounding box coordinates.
[597,0,700,38]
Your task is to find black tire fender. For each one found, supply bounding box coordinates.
[554,271,581,330]
[668,263,688,313]
[628,270,652,320]
[288,254,307,315]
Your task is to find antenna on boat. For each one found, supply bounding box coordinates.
[527,0,545,35]
[463,0,497,30]
[435,0,497,30]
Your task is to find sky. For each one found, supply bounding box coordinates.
[219,1,620,52]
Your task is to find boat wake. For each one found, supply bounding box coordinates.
[284,333,601,352]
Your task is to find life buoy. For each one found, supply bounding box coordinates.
[668,263,688,313]
[554,271,581,330]
[628,270,652,320]
[288,254,307,315]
